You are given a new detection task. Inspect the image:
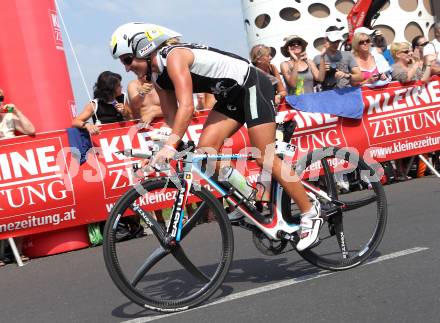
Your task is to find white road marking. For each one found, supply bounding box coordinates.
[121,247,429,323]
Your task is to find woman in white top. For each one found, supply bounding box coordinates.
[0,88,35,266]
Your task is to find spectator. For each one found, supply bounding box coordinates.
[127,76,162,126]
[390,42,435,83]
[195,93,216,111]
[250,44,287,104]
[72,71,131,134]
[351,27,391,87]
[372,30,394,65]
[313,26,362,91]
[412,35,429,61]
[390,42,436,180]
[411,36,440,76]
[422,22,440,75]
[0,89,35,139]
[0,88,35,266]
[279,35,325,95]
[72,72,141,240]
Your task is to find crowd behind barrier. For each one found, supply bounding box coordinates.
[2,22,440,264]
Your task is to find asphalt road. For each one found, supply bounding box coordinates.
[1,176,439,323]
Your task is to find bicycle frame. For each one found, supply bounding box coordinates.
[167,151,337,242]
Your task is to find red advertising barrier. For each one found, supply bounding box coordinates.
[1,79,440,240]
[286,76,440,163]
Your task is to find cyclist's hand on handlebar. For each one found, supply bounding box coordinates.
[148,145,177,169]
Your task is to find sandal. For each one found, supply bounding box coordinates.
[0,259,6,267]
[20,255,30,262]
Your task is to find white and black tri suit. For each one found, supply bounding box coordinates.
[152,43,276,128]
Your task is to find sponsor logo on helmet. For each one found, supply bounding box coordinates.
[145,27,164,41]
[138,43,155,57]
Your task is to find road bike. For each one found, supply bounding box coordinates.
[103,116,387,312]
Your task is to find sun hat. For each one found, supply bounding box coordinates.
[280,35,308,57]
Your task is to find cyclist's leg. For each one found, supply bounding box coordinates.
[244,66,321,250]
[242,66,311,213]
[197,110,242,151]
[247,123,310,212]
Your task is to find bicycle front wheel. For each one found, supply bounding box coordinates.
[283,147,387,270]
[103,178,234,312]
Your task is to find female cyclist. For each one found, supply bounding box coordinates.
[109,22,322,251]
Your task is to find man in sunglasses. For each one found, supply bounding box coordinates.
[313,26,362,91]
[109,22,324,251]
[0,88,35,139]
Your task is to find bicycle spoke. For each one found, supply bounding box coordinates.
[171,245,210,283]
[333,213,350,259]
[131,246,170,287]
[180,201,208,240]
[129,203,165,242]
[321,158,338,199]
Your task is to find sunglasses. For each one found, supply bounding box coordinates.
[359,39,371,45]
[417,41,429,47]
[400,50,410,54]
[288,42,302,47]
[120,55,134,66]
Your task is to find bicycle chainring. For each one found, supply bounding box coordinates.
[252,230,289,256]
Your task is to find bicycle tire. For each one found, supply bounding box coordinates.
[282,146,387,270]
[103,178,234,312]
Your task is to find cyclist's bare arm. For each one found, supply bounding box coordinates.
[157,48,195,147]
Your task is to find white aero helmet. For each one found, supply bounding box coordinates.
[110,22,182,59]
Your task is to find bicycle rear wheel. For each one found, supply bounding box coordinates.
[282,147,387,270]
[103,178,234,312]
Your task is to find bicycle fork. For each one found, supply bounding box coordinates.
[167,172,193,244]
